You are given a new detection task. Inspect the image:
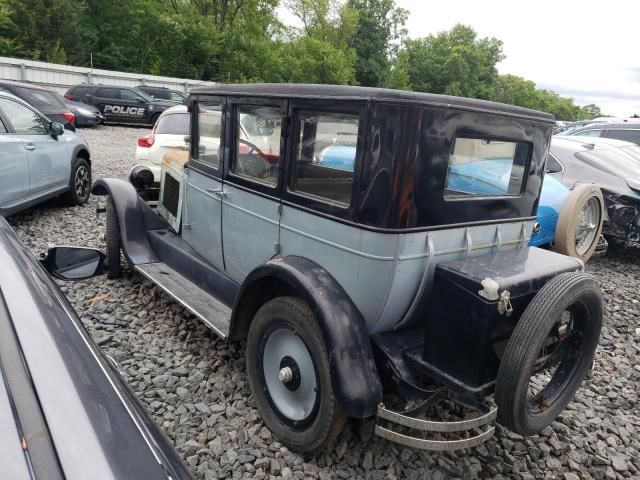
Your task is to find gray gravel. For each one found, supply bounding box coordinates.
[8,125,640,480]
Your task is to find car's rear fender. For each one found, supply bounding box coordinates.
[230,255,383,418]
[91,178,166,264]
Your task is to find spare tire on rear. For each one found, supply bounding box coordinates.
[495,272,603,436]
[555,184,604,263]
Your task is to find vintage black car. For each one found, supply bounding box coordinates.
[0,217,192,479]
[94,84,603,452]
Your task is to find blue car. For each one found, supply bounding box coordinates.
[319,145,603,261]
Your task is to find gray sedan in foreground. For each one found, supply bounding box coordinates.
[0,216,193,480]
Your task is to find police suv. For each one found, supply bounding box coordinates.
[64,84,177,126]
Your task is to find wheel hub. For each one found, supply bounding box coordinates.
[278,356,301,391]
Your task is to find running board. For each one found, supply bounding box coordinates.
[135,263,231,338]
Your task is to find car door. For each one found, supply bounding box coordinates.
[118,88,148,124]
[181,99,225,271]
[0,101,29,209]
[0,97,69,197]
[220,99,284,283]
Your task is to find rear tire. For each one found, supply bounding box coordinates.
[495,272,603,436]
[105,196,122,279]
[62,157,91,206]
[246,297,345,453]
[555,184,604,263]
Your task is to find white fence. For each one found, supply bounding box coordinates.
[0,56,215,94]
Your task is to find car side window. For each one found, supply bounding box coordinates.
[231,105,282,186]
[572,129,602,137]
[0,98,48,135]
[120,89,143,102]
[444,138,531,198]
[289,112,359,206]
[96,88,119,99]
[546,154,563,173]
[606,129,640,143]
[0,116,7,133]
[196,102,223,169]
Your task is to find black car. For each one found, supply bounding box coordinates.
[137,85,187,102]
[65,84,177,126]
[563,122,640,144]
[548,136,640,243]
[0,80,76,131]
[63,97,105,127]
[0,217,193,480]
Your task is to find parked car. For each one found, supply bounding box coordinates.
[0,217,193,480]
[137,85,187,102]
[0,91,91,216]
[64,97,105,127]
[65,84,176,126]
[94,84,603,453]
[561,122,640,144]
[0,80,76,131]
[546,136,640,244]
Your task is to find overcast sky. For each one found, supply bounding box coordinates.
[280,1,639,116]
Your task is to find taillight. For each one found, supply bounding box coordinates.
[64,95,72,100]
[62,111,76,125]
[138,135,155,148]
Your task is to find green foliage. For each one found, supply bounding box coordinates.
[0,0,601,119]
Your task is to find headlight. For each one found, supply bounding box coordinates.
[77,107,94,116]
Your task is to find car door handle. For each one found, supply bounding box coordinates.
[24,143,36,151]
[206,188,227,198]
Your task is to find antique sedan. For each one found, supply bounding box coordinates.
[0,217,192,480]
[94,84,603,452]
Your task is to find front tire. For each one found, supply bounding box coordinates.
[495,272,603,436]
[246,297,345,453]
[62,157,91,205]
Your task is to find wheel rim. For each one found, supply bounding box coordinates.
[527,306,587,415]
[75,165,90,200]
[575,197,600,255]
[259,324,319,428]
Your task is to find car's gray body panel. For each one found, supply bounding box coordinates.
[0,92,90,216]
[0,369,31,480]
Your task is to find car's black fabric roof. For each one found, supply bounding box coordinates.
[190,83,555,123]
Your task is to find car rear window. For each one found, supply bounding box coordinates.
[444,138,531,198]
[156,113,189,135]
[15,87,65,109]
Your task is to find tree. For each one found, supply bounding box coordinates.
[398,24,504,99]
[346,0,407,87]
[579,104,602,119]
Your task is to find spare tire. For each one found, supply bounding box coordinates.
[555,184,604,262]
[495,272,603,436]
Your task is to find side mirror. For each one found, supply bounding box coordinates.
[49,121,64,137]
[42,246,106,280]
[137,98,146,104]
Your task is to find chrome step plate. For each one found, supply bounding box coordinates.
[135,263,230,338]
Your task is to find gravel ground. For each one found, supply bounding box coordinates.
[8,125,640,480]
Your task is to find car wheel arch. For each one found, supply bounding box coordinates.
[230,256,383,418]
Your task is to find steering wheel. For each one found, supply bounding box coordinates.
[238,138,265,157]
[236,138,271,178]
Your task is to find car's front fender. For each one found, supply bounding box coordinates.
[231,256,383,419]
[92,178,166,264]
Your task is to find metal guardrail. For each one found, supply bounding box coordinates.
[0,56,215,94]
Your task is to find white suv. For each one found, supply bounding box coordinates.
[134,105,189,182]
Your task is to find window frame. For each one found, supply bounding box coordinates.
[224,97,287,198]
[283,101,367,220]
[0,97,49,135]
[443,135,533,201]
[189,96,226,179]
